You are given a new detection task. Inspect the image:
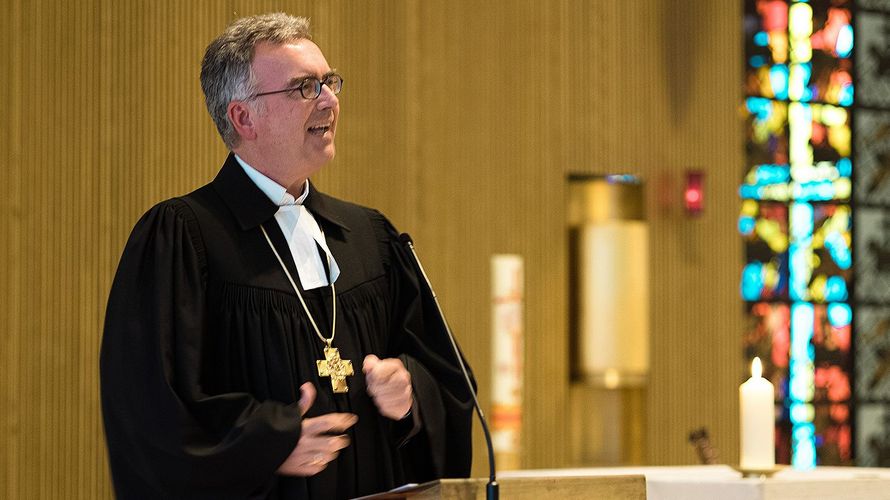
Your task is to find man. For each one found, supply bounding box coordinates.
[100,13,473,499]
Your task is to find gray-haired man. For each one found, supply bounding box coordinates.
[101,13,473,499]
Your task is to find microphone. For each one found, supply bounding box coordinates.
[398,233,499,500]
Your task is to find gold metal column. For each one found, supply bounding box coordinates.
[568,175,649,466]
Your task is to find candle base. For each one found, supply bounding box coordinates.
[731,464,784,478]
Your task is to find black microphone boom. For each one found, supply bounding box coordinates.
[398,233,499,500]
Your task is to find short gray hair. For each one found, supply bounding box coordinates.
[200,13,312,149]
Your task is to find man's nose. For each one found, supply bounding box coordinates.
[316,84,338,109]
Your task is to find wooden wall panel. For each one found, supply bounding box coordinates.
[0,1,745,496]
[1,3,21,499]
[551,0,745,466]
[404,0,575,469]
[3,1,108,497]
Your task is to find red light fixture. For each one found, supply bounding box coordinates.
[684,170,704,217]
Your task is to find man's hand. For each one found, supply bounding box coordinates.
[362,355,413,420]
[277,382,358,476]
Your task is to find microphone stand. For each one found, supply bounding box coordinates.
[399,233,499,500]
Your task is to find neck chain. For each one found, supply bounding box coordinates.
[260,224,354,393]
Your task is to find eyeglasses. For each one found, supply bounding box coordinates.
[252,73,343,100]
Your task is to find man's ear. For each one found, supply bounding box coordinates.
[227,100,258,141]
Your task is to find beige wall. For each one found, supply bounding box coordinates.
[0,1,744,497]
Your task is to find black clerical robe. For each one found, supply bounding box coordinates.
[100,154,474,500]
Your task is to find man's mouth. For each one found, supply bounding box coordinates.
[308,124,332,135]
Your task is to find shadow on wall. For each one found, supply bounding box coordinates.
[661,0,708,126]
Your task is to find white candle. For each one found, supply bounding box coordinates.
[739,357,775,470]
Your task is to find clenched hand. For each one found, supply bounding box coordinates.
[363,355,413,420]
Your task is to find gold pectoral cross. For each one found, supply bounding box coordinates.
[317,346,354,393]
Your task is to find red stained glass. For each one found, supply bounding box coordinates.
[815,366,851,402]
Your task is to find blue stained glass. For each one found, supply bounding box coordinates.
[793,180,835,201]
[792,422,817,469]
[750,55,766,68]
[792,423,816,441]
[827,303,852,328]
[741,165,795,201]
[789,244,810,301]
[823,276,848,302]
[839,84,853,106]
[756,164,791,184]
[789,203,814,301]
[803,87,813,102]
[739,185,764,199]
[754,31,769,47]
[836,25,853,58]
[825,232,852,270]
[791,303,815,360]
[790,203,814,241]
[742,263,765,300]
[738,215,756,236]
[746,97,773,119]
[793,423,815,441]
[836,158,852,177]
[793,444,817,469]
[770,65,790,100]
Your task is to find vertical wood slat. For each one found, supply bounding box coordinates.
[1,0,22,497]
[0,1,745,496]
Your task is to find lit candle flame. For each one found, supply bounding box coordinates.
[751,357,762,378]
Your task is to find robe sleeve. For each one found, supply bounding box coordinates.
[371,211,475,480]
[100,200,302,500]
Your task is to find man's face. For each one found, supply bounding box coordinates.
[249,40,339,178]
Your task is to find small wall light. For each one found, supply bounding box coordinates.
[684,170,705,217]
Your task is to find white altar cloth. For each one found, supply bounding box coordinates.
[501,465,890,499]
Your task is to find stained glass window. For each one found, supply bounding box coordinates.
[742,0,854,467]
